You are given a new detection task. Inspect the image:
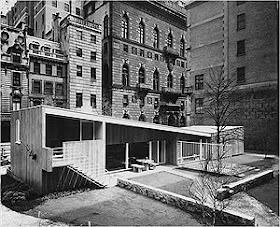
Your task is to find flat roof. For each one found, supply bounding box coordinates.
[182,125,243,134]
[39,105,211,138]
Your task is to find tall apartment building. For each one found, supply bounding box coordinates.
[184,1,278,151]
[6,1,37,35]
[1,14,102,142]
[85,1,191,126]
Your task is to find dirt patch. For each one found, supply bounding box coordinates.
[24,187,202,226]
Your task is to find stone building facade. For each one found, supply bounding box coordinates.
[85,1,192,126]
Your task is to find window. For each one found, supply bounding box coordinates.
[34,62,40,74]
[180,101,185,111]
[155,54,159,61]
[181,61,185,68]
[237,67,245,83]
[42,14,44,25]
[91,35,96,43]
[147,97,152,104]
[123,44,128,52]
[77,65,82,77]
[153,27,159,48]
[33,99,41,106]
[52,0,57,7]
[12,52,21,63]
[76,93,83,107]
[237,40,245,56]
[122,14,129,39]
[140,49,144,57]
[13,72,21,86]
[147,52,152,59]
[180,75,185,91]
[12,97,21,111]
[46,64,52,76]
[139,19,145,44]
[180,37,185,57]
[123,95,129,107]
[237,14,245,31]
[176,60,180,66]
[167,32,173,47]
[153,70,159,91]
[122,63,129,86]
[76,7,81,16]
[57,65,63,77]
[55,83,64,96]
[91,68,96,80]
[195,98,203,114]
[76,48,82,57]
[32,80,41,94]
[91,94,96,108]
[138,65,145,84]
[104,15,108,37]
[91,51,96,61]
[167,74,173,88]
[64,3,70,12]
[154,98,159,109]
[77,30,82,40]
[44,81,53,95]
[195,74,204,90]
[132,47,137,55]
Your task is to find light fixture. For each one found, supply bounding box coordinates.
[15,141,37,160]
[1,30,9,43]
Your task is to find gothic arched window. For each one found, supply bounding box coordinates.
[104,15,108,37]
[153,27,159,48]
[122,63,129,86]
[167,32,173,47]
[139,65,145,84]
[122,14,129,39]
[139,19,145,44]
[167,74,173,88]
[153,70,159,91]
[180,74,185,91]
[180,37,185,57]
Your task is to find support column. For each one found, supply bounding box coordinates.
[79,120,82,141]
[163,140,166,163]
[149,141,152,160]
[199,139,203,160]
[157,141,160,163]
[125,143,129,169]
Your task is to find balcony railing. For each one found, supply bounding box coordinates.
[29,49,66,60]
[1,53,28,67]
[162,87,181,94]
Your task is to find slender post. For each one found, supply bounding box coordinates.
[149,141,152,160]
[157,141,160,163]
[125,143,129,169]
[180,141,183,164]
[163,140,166,163]
[199,139,203,160]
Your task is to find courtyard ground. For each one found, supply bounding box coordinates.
[22,187,201,226]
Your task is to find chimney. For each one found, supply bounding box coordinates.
[52,12,61,42]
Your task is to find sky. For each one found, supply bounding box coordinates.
[1,0,17,15]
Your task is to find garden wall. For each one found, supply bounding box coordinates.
[118,178,255,226]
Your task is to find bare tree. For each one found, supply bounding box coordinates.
[203,66,240,172]
[189,173,233,225]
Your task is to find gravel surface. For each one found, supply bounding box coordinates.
[24,187,202,226]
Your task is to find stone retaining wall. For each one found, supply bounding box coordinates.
[118,178,255,226]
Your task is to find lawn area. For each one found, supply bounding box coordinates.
[247,175,279,215]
